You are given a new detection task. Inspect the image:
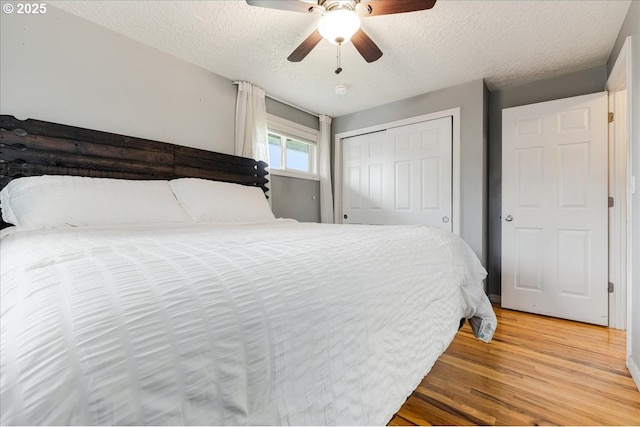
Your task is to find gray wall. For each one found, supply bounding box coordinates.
[265,98,322,222]
[333,79,489,264]
[486,66,608,297]
[0,5,236,153]
[270,176,320,222]
[607,0,640,388]
[266,98,319,130]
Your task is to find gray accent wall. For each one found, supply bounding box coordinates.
[270,175,321,222]
[607,0,640,389]
[265,98,322,223]
[0,5,236,154]
[266,98,319,130]
[486,66,608,298]
[333,79,489,264]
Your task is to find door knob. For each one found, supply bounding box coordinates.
[442,216,449,223]
[505,215,513,222]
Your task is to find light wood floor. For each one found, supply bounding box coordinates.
[389,306,640,426]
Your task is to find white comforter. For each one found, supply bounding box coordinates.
[0,220,496,425]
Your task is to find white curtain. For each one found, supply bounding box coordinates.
[234,81,268,161]
[319,114,334,223]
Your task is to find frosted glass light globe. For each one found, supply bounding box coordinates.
[317,9,361,45]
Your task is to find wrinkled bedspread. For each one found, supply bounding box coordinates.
[0,220,496,425]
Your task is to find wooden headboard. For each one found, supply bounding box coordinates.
[0,115,269,227]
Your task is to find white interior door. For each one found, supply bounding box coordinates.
[342,130,388,225]
[502,92,608,325]
[342,116,452,230]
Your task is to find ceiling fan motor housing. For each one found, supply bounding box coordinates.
[319,1,359,12]
[247,0,436,64]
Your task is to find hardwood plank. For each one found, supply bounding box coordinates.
[400,395,474,426]
[388,414,422,426]
[414,386,497,425]
[390,306,640,426]
[445,338,638,403]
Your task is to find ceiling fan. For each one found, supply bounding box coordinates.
[246,0,437,69]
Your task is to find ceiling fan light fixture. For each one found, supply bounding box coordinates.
[317,9,361,45]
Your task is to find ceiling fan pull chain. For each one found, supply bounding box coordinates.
[335,43,343,74]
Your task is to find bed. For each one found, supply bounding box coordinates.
[0,115,497,425]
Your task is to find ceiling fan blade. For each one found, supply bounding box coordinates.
[246,0,315,13]
[359,0,436,17]
[287,30,323,62]
[351,29,383,63]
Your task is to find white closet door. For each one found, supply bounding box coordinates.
[342,116,453,230]
[342,129,388,225]
[502,92,608,325]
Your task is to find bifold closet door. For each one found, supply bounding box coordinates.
[342,116,452,231]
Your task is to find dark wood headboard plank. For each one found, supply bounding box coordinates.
[0,114,269,200]
[2,146,173,177]
[174,151,259,176]
[0,116,171,154]
[1,132,174,165]
[174,145,263,168]
[174,164,269,186]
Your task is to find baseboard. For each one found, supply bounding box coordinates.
[628,355,640,392]
[489,294,501,305]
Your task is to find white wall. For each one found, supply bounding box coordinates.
[333,79,488,263]
[0,5,236,153]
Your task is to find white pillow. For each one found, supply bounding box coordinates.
[0,175,191,228]
[169,178,274,223]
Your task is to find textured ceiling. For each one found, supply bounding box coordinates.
[50,0,630,117]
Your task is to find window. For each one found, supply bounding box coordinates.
[268,132,315,174]
[268,133,282,169]
[267,114,318,180]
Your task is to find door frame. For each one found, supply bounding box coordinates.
[605,36,636,386]
[607,90,628,331]
[333,108,461,235]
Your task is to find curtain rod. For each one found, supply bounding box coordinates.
[232,81,320,118]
